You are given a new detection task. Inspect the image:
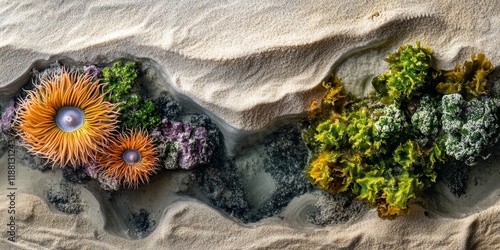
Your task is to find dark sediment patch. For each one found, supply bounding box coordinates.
[193,123,314,223]
[438,161,468,197]
[154,94,183,121]
[308,191,370,226]
[47,182,84,214]
[246,124,313,222]
[62,166,92,184]
[128,209,156,238]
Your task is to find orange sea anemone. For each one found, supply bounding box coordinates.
[15,70,120,168]
[96,129,158,188]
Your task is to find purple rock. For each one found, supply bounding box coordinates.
[83,161,100,179]
[97,174,120,191]
[1,100,16,133]
[84,161,120,191]
[83,65,101,80]
[152,119,213,170]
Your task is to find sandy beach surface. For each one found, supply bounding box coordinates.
[1,0,500,249]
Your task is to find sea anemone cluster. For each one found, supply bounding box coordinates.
[14,68,159,189]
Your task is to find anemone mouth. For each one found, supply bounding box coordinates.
[55,106,85,132]
[123,149,142,165]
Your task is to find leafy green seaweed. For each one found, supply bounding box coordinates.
[436,53,494,99]
[305,42,500,219]
[372,42,433,104]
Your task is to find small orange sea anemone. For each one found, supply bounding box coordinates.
[15,70,119,168]
[96,129,158,188]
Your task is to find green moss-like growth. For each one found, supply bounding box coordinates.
[305,42,499,219]
[101,62,161,129]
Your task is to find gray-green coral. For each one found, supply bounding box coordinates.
[442,94,499,165]
[374,104,405,140]
[411,95,440,145]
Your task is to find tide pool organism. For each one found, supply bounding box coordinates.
[15,70,119,168]
[101,62,161,129]
[152,119,213,170]
[96,129,158,188]
[436,53,494,99]
[305,42,499,219]
[372,42,433,104]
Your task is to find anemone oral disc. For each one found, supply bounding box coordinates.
[55,106,85,132]
[123,149,142,165]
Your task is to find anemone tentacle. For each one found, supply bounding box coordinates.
[15,70,120,168]
[97,129,158,188]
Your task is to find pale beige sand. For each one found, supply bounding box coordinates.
[0,192,499,250]
[2,0,500,249]
[2,1,500,131]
